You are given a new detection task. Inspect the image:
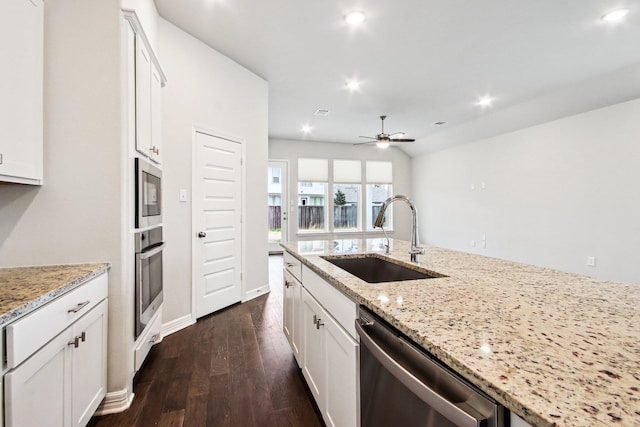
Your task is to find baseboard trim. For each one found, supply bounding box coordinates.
[94,389,134,416]
[161,313,195,337]
[243,284,270,302]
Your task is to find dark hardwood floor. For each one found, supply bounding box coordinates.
[89,255,323,427]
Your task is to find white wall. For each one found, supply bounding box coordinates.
[0,0,131,394]
[413,98,640,284]
[159,18,269,322]
[269,139,413,242]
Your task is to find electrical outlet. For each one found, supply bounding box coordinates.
[471,240,476,247]
[587,256,596,267]
[179,189,188,202]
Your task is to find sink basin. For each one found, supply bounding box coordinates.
[322,256,445,283]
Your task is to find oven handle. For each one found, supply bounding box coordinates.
[139,242,166,260]
[355,320,484,427]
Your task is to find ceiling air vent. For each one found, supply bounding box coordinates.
[314,109,330,116]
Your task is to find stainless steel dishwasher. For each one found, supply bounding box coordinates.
[356,306,506,427]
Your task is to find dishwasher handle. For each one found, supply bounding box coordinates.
[356,320,485,427]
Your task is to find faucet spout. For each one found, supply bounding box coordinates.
[374,195,425,262]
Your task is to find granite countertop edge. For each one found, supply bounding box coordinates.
[0,263,111,328]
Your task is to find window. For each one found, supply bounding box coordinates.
[366,184,392,229]
[366,161,393,230]
[296,158,393,234]
[270,167,280,184]
[333,160,361,232]
[298,183,327,231]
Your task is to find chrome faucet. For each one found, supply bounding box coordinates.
[374,195,425,262]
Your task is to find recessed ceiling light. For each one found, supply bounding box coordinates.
[301,125,312,133]
[477,96,493,107]
[345,11,366,25]
[601,8,630,22]
[346,80,361,91]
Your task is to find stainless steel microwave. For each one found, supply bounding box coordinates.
[135,158,162,228]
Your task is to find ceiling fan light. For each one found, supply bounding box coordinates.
[477,96,493,107]
[346,80,361,91]
[345,11,366,25]
[601,8,630,22]
[376,140,390,149]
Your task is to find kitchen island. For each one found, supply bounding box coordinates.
[282,239,640,427]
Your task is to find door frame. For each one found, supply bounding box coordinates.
[191,125,247,322]
[268,159,289,254]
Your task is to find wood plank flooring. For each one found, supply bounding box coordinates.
[89,255,323,427]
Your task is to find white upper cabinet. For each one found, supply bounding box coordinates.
[0,0,44,185]
[125,10,166,165]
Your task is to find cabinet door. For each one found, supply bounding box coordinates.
[4,328,73,427]
[0,0,43,184]
[283,271,295,346]
[291,277,303,364]
[301,289,325,407]
[324,314,359,427]
[135,33,152,157]
[72,299,108,427]
[150,65,162,164]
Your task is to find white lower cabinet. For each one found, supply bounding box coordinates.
[511,412,534,427]
[301,290,325,403]
[4,275,108,427]
[283,252,359,427]
[283,270,302,363]
[323,310,359,427]
[301,288,359,427]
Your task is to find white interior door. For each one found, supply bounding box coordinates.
[193,131,243,319]
[268,160,288,253]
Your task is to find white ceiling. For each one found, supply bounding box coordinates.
[154,0,640,155]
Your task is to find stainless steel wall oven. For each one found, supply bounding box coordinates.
[135,226,165,339]
[135,157,162,228]
[357,306,506,427]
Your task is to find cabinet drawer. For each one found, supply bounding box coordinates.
[6,273,108,369]
[134,307,162,372]
[284,251,302,282]
[303,265,357,339]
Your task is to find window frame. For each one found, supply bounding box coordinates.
[296,159,393,235]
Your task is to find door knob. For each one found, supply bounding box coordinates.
[197,231,207,238]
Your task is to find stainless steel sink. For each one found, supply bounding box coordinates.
[321,256,445,283]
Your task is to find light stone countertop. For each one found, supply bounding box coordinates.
[282,238,640,427]
[0,263,110,327]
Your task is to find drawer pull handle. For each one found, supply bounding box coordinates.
[68,337,80,348]
[316,318,324,330]
[285,280,292,288]
[80,332,86,342]
[68,300,90,313]
[286,262,295,267]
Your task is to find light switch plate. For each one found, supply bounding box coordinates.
[179,189,188,202]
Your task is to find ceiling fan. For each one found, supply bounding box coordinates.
[354,115,415,148]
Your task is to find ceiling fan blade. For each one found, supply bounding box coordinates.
[359,136,377,140]
[389,132,405,138]
[353,140,375,146]
[389,138,415,142]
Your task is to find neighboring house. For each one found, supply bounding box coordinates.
[298,182,325,206]
[268,166,282,206]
